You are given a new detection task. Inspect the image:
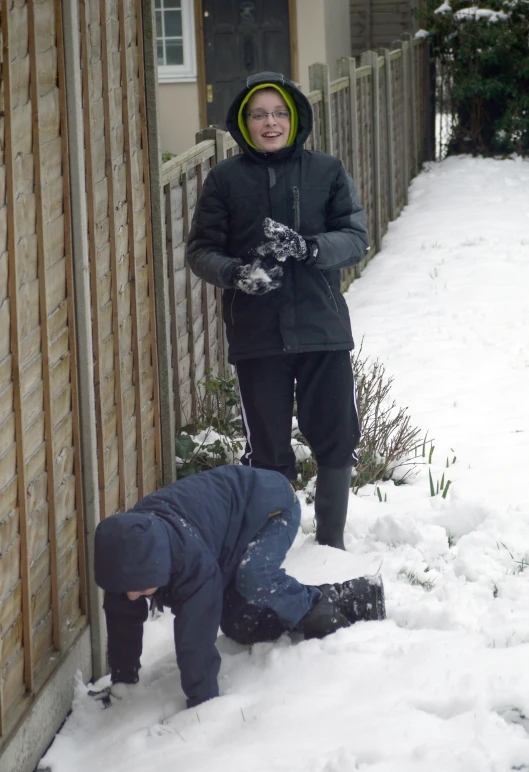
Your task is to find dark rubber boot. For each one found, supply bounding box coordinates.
[314,466,353,550]
[294,594,350,640]
[319,576,386,624]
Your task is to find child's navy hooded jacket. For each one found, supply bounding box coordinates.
[94,465,295,707]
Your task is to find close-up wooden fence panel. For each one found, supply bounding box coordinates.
[79,0,160,517]
[0,0,161,763]
[0,0,87,745]
[162,38,433,432]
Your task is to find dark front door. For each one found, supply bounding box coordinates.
[202,0,291,128]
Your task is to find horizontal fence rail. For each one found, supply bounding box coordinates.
[162,39,433,433]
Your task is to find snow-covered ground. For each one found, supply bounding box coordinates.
[41,156,529,772]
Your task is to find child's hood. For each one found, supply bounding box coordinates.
[94,512,172,593]
[226,71,313,161]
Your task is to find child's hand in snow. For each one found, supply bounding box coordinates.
[88,666,139,708]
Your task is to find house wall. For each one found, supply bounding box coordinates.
[159,82,201,156]
[324,0,353,80]
[350,0,419,56]
[295,0,326,92]
[296,0,352,91]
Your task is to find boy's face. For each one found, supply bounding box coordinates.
[127,587,158,601]
[246,89,291,153]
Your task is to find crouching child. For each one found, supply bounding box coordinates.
[92,465,385,709]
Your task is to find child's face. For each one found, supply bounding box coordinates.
[127,587,158,601]
[246,89,291,153]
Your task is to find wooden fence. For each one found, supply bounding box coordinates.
[162,35,434,432]
[0,1,161,767]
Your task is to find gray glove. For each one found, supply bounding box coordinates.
[88,666,139,708]
[255,217,309,262]
[88,681,138,708]
[232,257,283,295]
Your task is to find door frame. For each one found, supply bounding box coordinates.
[194,0,299,132]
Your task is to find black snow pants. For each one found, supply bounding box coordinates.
[236,350,361,481]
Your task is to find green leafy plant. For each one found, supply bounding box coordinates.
[175,370,244,478]
[398,569,435,591]
[376,486,387,502]
[421,0,529,154]
[498,542,529,575]
[429,468,452,498]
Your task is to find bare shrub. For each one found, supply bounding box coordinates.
[352,346,423,492]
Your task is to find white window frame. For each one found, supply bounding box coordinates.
[157,0,197,83]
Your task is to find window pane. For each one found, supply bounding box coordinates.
[157,41,165,66]
[165,40,183,65]
[156,10,163,37]
[164,10,182,38]
[155,0,161,7]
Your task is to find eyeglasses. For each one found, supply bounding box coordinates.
[246,110,290,122]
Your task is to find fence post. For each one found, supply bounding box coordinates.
[403,32,419,176]
[361,51,382,253]
[309,62,334,155]
[142,0,176,484]
[395,39,410,205]
[62,0,107,679]
[380,48,396,222]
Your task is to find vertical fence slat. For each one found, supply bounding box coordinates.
[362,51,382,252]
[182,171,197,421]
[403,34,419,176]
[340,57,360,182]
[196,165,211,384]
[0,0,4,728]
[100,0,126,511]
[118,0,144,499]
[2,2,34,693]
[136,0,164,486]
[382,48,396,222]
[398,40,410,206]
[55,0,87,617]
[309,63,334,155]
[80,0,107,519]
[166,179,183,433]
[27,0,61,651]
[196,126,230,379]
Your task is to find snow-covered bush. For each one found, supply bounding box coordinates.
[423,0,529,154]
[175,357,424,493]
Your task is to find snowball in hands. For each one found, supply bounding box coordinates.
[232,257,283,295]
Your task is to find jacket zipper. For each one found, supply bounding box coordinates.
[292,186,300,231]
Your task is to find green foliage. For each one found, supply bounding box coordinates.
[175,370,243,479]
[398,569,436,591]
[428,467,453,497]
[162,151,176,164]
[422,0,529,154]
[498,541,529,575]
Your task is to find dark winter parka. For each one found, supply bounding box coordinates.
[186,72,370,363]
[94,465,295,708]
